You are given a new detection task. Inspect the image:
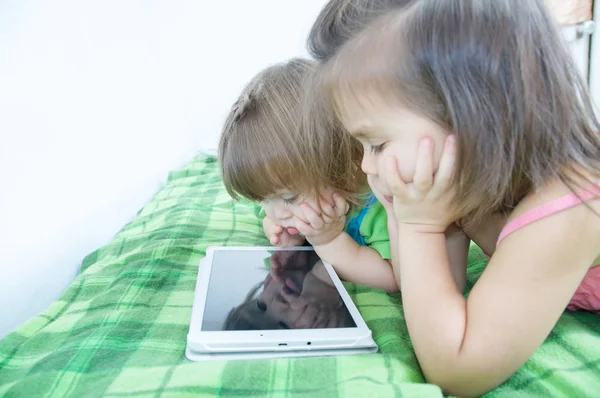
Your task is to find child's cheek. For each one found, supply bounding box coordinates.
[263,208,277,222]
[289,205,308,223]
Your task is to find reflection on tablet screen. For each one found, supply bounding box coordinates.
[201,250,356,331]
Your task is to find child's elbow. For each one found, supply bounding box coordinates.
[424,367,506,397]
[383,282,400,294]
[437,381,497,398]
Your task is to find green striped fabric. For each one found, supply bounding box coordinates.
[1,154,599,397]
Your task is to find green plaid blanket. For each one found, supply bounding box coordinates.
[1,154,599,397]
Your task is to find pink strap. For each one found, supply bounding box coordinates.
[497,185,600,246]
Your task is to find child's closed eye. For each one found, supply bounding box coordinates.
[370,143,386,154]
[283,195,299,205]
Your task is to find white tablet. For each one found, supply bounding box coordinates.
[186,246,377,357]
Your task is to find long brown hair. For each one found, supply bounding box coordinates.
[218,58,365,205]
[307,0,416,62]
[315,0,600,225]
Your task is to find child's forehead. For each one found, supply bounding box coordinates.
[336,95,395,136]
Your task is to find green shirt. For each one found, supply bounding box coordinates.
[344,196,391,259]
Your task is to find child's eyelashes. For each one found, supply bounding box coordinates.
[283,195,299,205]
[370,143,386,154]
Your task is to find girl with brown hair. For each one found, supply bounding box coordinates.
[218,58,398,293]
[312,0,600,395]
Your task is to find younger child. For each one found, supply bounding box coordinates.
[218,58,398,293]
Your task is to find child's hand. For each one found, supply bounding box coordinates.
[270,225,306,247]
[293,193,349,247]
[263,216,306,248]
[384,135,459,233]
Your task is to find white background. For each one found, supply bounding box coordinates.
[0,1,598,338]
[0,0,326,337]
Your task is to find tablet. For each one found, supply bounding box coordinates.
[186,246,377,356]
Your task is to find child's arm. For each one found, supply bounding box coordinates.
[444,223,469,293]
[371,176,468,293]
[395,205,597,396]
[293,194,468,294]
[292,194,399,293]
[384,146,600,396]
[387,207,469,293]
[314,232,399,293]
[313,221,468,294]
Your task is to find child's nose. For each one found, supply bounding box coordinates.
[361,153,377,176]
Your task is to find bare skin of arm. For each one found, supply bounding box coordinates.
[393,184,600,396]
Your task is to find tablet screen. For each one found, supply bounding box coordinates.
[201,249,357,331]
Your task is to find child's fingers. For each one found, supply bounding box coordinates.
[319,199,339,225]
[333,194,349,217]
[413,137,434,194]
[301,197,322,216]
[301,203,325,231]
[319,188,336,207]
[270,224,284,246]
[319,197,336,219]
[293,216,314,237]
[384,156,408,197]
[433,134,456,191]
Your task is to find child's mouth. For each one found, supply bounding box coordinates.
[283,277,301,296]
[286,227,299,235]
[384,195,393,203]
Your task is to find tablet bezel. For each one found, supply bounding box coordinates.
[186,246,376,354]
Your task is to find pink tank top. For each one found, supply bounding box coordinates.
[496,187,600,313]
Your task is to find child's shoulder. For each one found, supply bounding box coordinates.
[497,175,600,262]
[508,175,600,228]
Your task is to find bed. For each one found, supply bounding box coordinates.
[1,154,599,397]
